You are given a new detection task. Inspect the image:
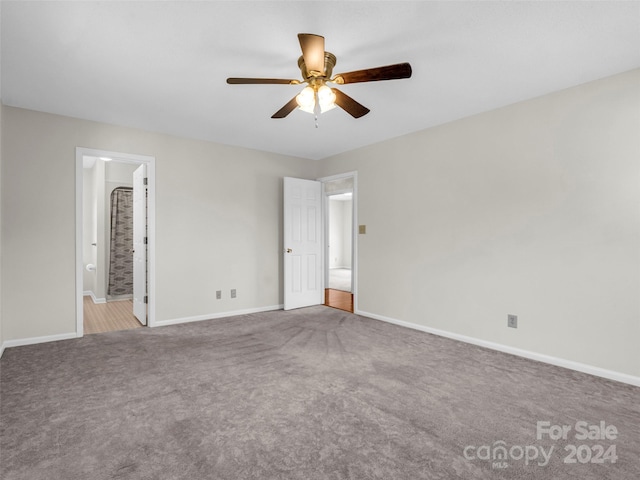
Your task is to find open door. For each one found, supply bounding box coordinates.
[132,164,147,324]
[283,177,323,310]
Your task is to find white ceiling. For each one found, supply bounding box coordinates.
[2,1,639,160]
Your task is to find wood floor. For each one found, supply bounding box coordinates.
[83,296,143,334]
[324,288,354,313]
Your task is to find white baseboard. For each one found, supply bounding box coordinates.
[0,342,5,358]
[356,309,640,388]
[83,291,106,304]
[154,304,284,328]
[1,332,79,355]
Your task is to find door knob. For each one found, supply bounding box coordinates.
[286,248,292,253]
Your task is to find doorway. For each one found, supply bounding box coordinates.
[322,173,356,313]
[75,148,156,336]
[282,172,357,312]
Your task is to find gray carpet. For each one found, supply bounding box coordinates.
[329,268,351,292]
[1,306,639,479]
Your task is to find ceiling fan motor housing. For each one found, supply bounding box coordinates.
[298,52,337,85]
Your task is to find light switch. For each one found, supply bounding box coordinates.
[359,225,367,234]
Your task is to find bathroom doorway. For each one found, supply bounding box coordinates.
[75,148,156,336]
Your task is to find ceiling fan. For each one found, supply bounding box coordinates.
[227,33,412,119]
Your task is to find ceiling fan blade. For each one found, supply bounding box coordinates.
[332,88,370,118]
[333,62,412,84]
[298,33,325,75]
[271,96,299,119]
[227,78,299,85]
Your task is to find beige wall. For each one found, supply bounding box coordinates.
[1,107,314,340]
[318,69,640,377]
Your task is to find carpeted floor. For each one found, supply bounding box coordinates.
[1,306,638,479]
[329,268,351,292]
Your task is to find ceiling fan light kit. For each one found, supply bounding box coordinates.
[227,33,412,122]
[296,84,336,114]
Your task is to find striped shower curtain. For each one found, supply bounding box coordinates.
[108,187,134,296]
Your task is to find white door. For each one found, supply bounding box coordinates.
[283,177,323,310]
[133,164,147,325]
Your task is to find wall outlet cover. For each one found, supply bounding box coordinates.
[508,314,518,328]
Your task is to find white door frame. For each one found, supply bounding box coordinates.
[318,171,358,312]
[75,147,157,336]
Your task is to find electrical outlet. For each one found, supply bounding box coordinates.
[508,314,518,329]
[231,289,236,299]
[216,290,221,300]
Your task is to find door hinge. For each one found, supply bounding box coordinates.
[143,177,148,186]
[144,295,148,304]
[144,236,148,245]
